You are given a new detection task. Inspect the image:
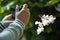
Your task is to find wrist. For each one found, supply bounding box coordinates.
[14,19,25,29]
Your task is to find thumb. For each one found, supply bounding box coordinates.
[15,5,19,12]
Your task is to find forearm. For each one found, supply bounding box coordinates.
[0,19,24,40]
[0,22,6,32]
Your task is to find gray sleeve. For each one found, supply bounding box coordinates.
[0,20,24,40]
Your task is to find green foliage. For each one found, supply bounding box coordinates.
[45,0,59,6]
[31,34,45,40]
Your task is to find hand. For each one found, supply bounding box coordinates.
[2,4,30,28]
[15,4,30,25]
[2,14,14,27]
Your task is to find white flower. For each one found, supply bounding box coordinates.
[37,27,44,35]
[35,14,56,35]
[35,21,43,27]
[41,14,46,21]
[35,21,39,25]
[41,15,56,26]
[48,15,56,23]
[41,15,49,26]
[35,21,44,35]
[42,20,49,26]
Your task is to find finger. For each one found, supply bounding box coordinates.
[3,20,13,27]
[22,4,28,10]
[2,14,14,21]
[15,5,19,12]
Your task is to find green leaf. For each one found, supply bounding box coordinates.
[45,0,59,6]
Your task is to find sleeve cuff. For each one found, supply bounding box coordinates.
[14,19,25,29]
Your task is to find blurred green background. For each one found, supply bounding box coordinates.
[0,0,60,40]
